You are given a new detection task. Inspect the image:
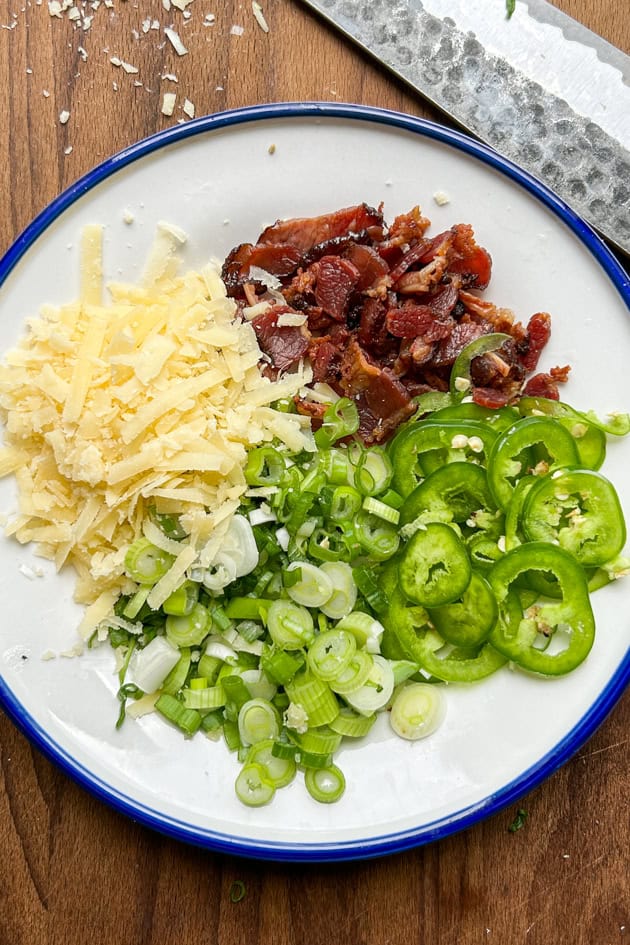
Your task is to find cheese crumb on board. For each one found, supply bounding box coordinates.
[0,226,314,635]
[164,26,188,55]
[252,1,269,32]
[161,91,176,116]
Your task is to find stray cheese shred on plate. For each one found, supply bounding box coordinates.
[0,222,314,637]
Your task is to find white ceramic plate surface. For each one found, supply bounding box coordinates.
[0,104,628,861]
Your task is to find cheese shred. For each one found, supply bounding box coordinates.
[0,225,313,634]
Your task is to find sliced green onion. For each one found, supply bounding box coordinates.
[353,447,393,497]
[235,762,276,806]
[155,693,201,736]
[149,506,187,540]
[222,674,252,712]
[223,718,241,752]
[362,496,400,524]
[284,561,334,608]
[336,611,384,653]
[236,620,265,643]
[354,511,400,560]
[318,561,357,619]
[124,537,175,585]
[246,739,296,788]
[314,397,360,448]
[165,602,210,648]
[160,647,192,695]
[224,598,271,622]
[122,585,151,619]
[240,668,277,701]
[285,671,340,726]
[286,492,317,533]
[162,580,199,617]
[389,682,447,740]
[130,635,180,693]
[304,764,346,803]
[271,738,298,761]
[299,750,334,768]
[267,599,315,649]
[307,527,346,562]
[329,485,363,523]
[196,653,222,682]
[329,706,377,737]
[115,681,142,729]
[206,605,230,633]
[244,446,286,485]
[260,645,305,686]
[380,488,404,510]
[288,725,342,755]
[238,698,280,746]
[307,629,357,682]
[328,649,373,695]
[352,567,389,614]
[344,655,395,715]
[319,448,353,485]
[200,709,224,734]
[182,685,226,710]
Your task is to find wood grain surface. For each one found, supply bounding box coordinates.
[0,2,628,944]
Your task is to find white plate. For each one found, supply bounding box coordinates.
[0,104,629,862]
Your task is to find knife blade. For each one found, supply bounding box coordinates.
[298,0,630,255]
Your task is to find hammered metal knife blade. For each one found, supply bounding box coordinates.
[298,0,630,256]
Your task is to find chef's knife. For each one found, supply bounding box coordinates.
[297,0,630,256]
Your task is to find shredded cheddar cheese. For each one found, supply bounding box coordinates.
[0,224,314,634]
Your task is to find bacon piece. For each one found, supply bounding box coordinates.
[429,284,459,319]
[294,398,327,427]
[338,340,414,443]
[550,364,571,383]
[377,206,432,261]
[522,373,560,400]
[431,321,491,368]
[396,256,450,295]
[386,303,453,340]
[472,388,511,408]
[457,289,523,340]
[447,224,492,289]
[308,338,342,383]
[251,307,310,372]
[357,297,389,352]
[386,285,458,339]
[314,256,361,320]
[344,243,390,291]
[221,242,303,295]
[247,242,303,277]
[519,312,552,371]
[222,242,255,293]
[521,365,569,400]
[258,204,385,252]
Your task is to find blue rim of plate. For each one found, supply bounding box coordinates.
[0,102,629,863]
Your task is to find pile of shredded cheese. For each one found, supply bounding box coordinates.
[0,223,314,637]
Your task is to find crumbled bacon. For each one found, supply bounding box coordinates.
[221,204,565,442]
[251,307,310,372]
[519,312,552,372]
[522,365,571,400]
[314,256,361,321]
